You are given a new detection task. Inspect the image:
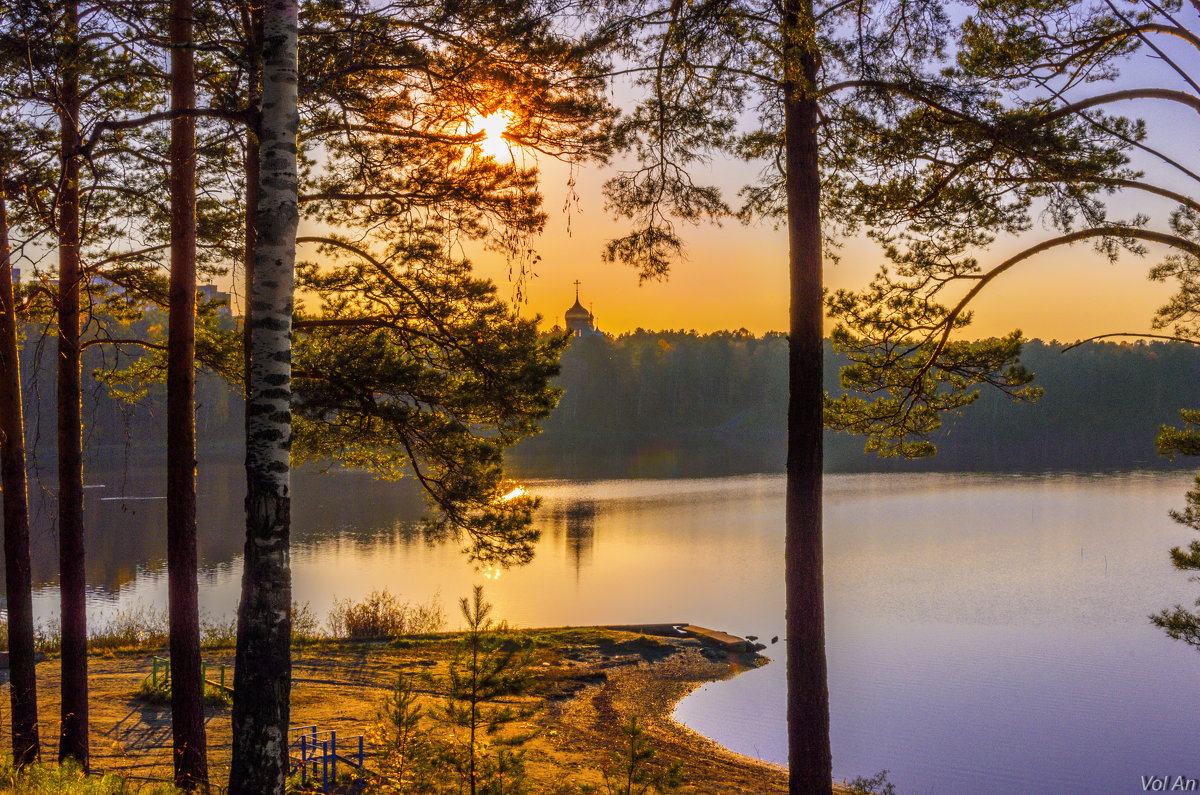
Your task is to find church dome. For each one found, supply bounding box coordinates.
[565,283,597,336]
[565,298,591,319]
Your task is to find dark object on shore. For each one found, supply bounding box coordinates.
[598,623,764,654]
[680,625,760,653]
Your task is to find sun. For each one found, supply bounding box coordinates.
[468,111,514,159]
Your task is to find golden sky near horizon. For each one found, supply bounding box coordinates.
[464,150,1183,342]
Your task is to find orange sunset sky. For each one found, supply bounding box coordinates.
[460,149,1182,343]
[292,49,1200,345]
[443,42,1200,344]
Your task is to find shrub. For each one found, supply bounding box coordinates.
[327,591,444,639]
[34,620,61,654]
[0,756,182,793]
[847,770,896,795]
[200,614,238,649]
[292,601,322,645]
[89,605,170,651]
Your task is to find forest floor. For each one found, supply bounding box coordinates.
[25,627,797,793]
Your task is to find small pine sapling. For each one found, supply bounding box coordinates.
[442,586,538,795]
[597,715,683,795]
[847,770,896,795]
[377,672,440,793]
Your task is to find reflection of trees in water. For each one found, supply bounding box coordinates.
[548,501,595,577]
[4,456,429,593]
[509,435,786,480]
[292,520,427,559]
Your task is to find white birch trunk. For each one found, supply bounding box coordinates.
[228,0,299,791]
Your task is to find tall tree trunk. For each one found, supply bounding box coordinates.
[228,0,298,790]
[782,0,832,792]
[167,0,208,786]
[0,189,41,767]
[242,0,261,386]
[56,0,89,767]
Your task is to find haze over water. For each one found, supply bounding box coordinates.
[10,460,1200,794]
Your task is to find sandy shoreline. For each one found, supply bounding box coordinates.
[16,627,792,792]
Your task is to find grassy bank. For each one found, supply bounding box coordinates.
[0,590,445,656]
[6,626,784,794]
[0,758,182,794]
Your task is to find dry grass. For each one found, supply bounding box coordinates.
[0,758,182,794]
[326,590,445,639]
[0,592,445,656]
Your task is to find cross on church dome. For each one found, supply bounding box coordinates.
[565,282,597,336]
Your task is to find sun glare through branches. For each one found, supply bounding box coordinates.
[468,111,515,159]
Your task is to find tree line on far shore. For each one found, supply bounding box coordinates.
[529,332,1200,473]
[14,323,1197,474]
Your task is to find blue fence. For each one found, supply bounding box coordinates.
[289,724,370,792]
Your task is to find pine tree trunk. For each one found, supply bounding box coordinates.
[56,0,89,765]
[0,190,40,767]
[782,0,832,791]
[166,0,208,786]
[228,0,298,790]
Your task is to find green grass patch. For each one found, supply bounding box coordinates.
[0,757,182,793]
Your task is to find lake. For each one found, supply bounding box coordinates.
[9,463,1200,794]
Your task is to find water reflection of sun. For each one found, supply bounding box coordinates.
[467,111,514,159]
[500,485,527,502]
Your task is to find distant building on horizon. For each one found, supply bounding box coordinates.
[565,281,601,338]
[198,284,232,314]
[91,274,125,296]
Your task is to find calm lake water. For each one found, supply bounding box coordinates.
[10,464,1200,794]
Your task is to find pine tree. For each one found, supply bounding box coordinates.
[166,0,207,785]
[54,0,88,764]
[595,2,1160,787]
[598,716,682,795]
[0,163,39,767]
[0,0,175,765]
[441,587,536,795]
[378,673,440,793]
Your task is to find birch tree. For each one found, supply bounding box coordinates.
[227,0,300,789]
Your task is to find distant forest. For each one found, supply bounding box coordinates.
[15,324,1200,477]
[516,331,1200,477]
[14,315,242,463]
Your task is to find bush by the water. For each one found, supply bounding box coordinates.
[846,770,896,795]
[327,590,444,639]
[87,605,171,651]
[0,592,443,655]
